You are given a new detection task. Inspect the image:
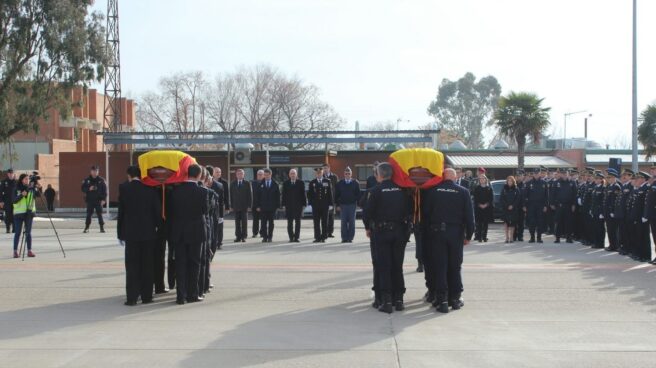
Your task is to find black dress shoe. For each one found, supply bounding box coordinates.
[241,238,246,242]
[537,239,543,243]
[155,288,170,294]
[416,262,424,273]
[124,301,137,306]
[293,239,300,243]
[142,299,153,304]
[554,238,561,243]
[450,299,464,310]
[313,239,321,243]
[234,238,242,242]
[436,302,449,313]
[209,284,214,289]
[328,234,335,238]
[186,296,204,303]
[566,238,573,244]
[176,299,185,305]
[394,300,405,311]
[262,238,268,243]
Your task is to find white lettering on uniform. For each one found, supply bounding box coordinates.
[381,188,400,192]
[436,188,458,193]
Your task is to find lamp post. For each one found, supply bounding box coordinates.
[584,114,593,139]
[631,0,638,172]
[563,110,588,149]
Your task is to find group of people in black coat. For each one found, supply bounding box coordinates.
[118,163,227,306]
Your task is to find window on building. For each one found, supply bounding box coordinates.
[357,166,373,182]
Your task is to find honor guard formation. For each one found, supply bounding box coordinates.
[9,147,656,315]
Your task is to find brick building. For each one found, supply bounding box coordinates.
[0,87,136,208]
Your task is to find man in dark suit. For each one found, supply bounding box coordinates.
[230,168,252,242]
[323,164,339,238]
[170,164,208,304]
[251,169,265,238]
[282,169,306,242]
[206,166,225,250]
[308,167,334,243]
[117,166,162,306]
[455,167,471,189]
[254,168,280,243]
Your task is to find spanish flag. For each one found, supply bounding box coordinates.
[138,150,197,187]
[388,148,444,189]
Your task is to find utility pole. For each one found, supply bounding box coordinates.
[631,0,638,172]
[103,0,122,215]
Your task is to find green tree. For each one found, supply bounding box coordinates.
[0,0,107,141]
[427,72,501,149]
[638,104,656,159]
[494,92,551,170]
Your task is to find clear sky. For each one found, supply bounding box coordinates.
[93,0,656,148]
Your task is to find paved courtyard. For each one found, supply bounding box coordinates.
[2,219,656,367]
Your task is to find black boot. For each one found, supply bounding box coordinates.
[528,232,535,243]
[537,234,543,243]
[100,224,105,233]
[449,297,464,310]
[378,294,393,314]
[424,290,435,304]
[372,292,381,309]
[436,293,449,313]
[393,293,405,311]
[83,225,89,233]
[416,261,423,273]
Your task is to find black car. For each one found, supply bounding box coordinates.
[490,180,506,221]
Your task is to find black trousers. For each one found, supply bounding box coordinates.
[153,236,167,292]
[418,224,433,292]
[526,204,545,236]
[252,209,261,237]
[430,225,464,301]
[85,202,104,226]
[475,220,488,241]
[327,208,335,235]
[214,223,224,250]
[125,240,154,303]
[167,240,176,289]
[234,210,248,240]
[260,210,275,239]
[584,213,595,244]
[286,210,302,240]
[312,207,328,240]
[650,219,656,257]
[632,222,651,260]
[593,217,606,248]
[514,210,525,240]
[414,226,424,261]
[174,240,201,301]
[555,205,573,239]
[546,208,555,233]
[373,227,407,296]
[200,240,211,294]
[606,218,620,250]
[46,199,54,212]
[624,219,635,255]
[4,206,13,232]
[369,236,379,294]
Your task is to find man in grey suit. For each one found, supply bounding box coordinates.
[230,169,252,242]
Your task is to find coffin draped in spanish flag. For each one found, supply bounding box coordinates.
[388,148,444,189]
[388,148,445,223]
[138,150,197,186]
[138,150,197,219]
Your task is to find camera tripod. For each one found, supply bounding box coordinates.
[17,187,66,261]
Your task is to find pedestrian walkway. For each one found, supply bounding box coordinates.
[1,221,656,367]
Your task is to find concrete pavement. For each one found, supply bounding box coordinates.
[1,219,656,367]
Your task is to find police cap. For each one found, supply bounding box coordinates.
[637,171,651,180]
[91,165,100,171]
[606,168,619,178]
[622,168,635,177]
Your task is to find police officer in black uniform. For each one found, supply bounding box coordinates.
[361,164,381,308]
[366,162,412,314]
[81,165,107,233]
[422,168,475,313]
[524,168,548,243]
[514,170,526,241]
[574,170,587,242]
[581,168,596,246]
[645,164,656,263]
[551,168,577,243]
[323,164,339,238]
[604,169,622,252]
[630,171,651,262]
[0,168,17,233]
[590,171,607,248]
[616,169,634,256]
[307,167,333,243]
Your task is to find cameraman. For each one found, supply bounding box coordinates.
[81,165,107,233]
[12,173,41,258]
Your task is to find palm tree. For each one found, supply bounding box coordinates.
[638,104,656,159]
[494,92,551,170]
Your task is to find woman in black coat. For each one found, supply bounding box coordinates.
[500,176,521,243]
[473,176,494,242]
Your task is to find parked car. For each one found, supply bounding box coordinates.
[490,180,506,221]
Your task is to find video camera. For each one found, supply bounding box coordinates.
[29,171,41,184]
